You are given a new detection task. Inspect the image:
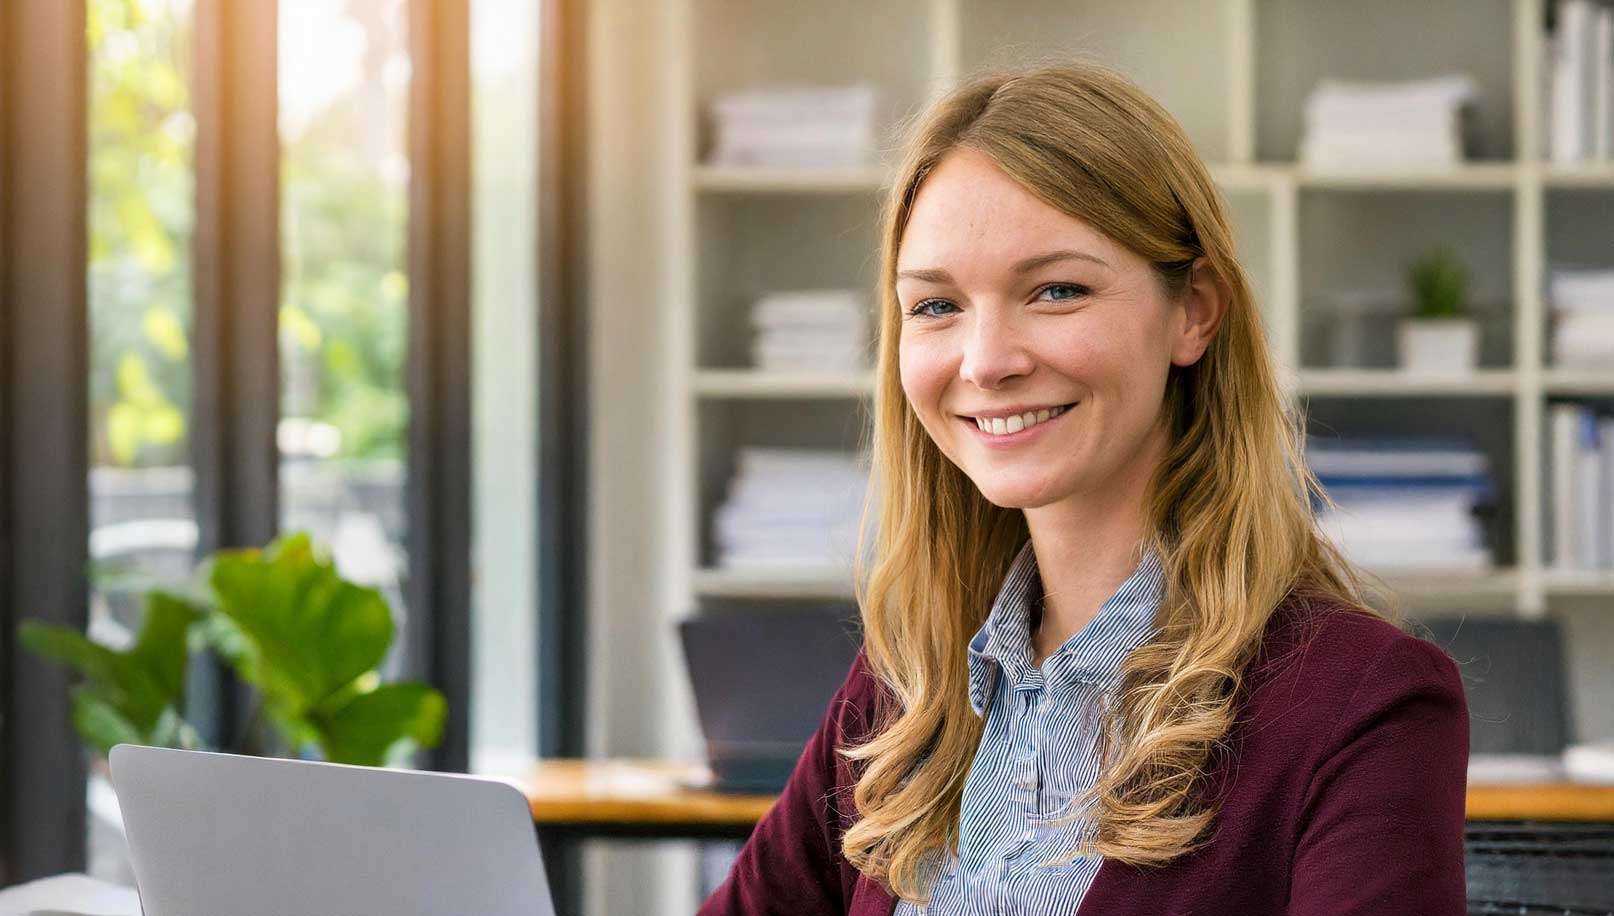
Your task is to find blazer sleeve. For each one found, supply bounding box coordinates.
[1288,634,1470,916]
[697,651,875,916]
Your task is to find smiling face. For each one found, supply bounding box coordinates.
[895,147,1209,512]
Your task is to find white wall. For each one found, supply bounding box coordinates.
[585,0,702,912]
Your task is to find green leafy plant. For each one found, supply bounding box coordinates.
[1407,246,1470,320]
[19,532,446,767]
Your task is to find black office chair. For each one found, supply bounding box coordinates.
[1419,616,1614,915]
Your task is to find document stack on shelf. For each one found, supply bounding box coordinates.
[1545,0,1614,163]
[1307,437,1495,572]
[1549,402,1614,570]
[1549,267,1614,367]
[712,448,869,570]
[706,84,878,168]
[1298,74,1476,171]
[749,289,869,372]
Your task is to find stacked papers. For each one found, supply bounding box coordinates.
[1549,267,1614,368]
[712,448,868,569]
[707,85,878,168]
[1299,74,1477,171]
[749,289,869,372]
[1308,437,1494,572]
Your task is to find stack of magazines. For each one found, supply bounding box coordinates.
[1307,437,1495,572]
[750,289,869,372]
[1298,74,1476,171]
[706,85,878,168]
[712,448,869,570]
[1549,267,1614,368]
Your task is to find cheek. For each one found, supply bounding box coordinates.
[897,337,950,412]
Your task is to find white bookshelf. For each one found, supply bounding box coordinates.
[640,0,1614,910]
[667,0,1614,625]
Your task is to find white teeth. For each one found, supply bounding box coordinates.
[973,404,1071,436]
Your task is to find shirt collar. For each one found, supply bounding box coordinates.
[966,541,1164,716]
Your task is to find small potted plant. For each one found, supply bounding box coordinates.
[1398,245,1479,373]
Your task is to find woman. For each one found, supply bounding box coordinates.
[700,61,1468,915]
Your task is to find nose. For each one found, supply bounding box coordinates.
[958,311,1036,389]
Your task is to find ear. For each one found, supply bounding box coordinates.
[1170,257,1229,367]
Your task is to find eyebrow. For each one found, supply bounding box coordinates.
[895,249,1111,284]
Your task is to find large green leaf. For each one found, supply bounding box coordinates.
[18,590,203,754]
[207,533,392,719]
[317,683,448,767]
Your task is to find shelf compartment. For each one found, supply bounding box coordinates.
[1298,190,1515,371]
[1253,0,1516,163]
[691,0,934,168]
[1303,396,1518,569]
[694,194,879,368]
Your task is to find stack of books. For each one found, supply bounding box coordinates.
[1298,74,1477,171]
[1549,403,1614,570]
[1545,0,1614,163]
[750,289,869,372]
[712,448,869,570]
[706,85,878,168]
[1549,267,1614,367]
[1307,437,1495,572]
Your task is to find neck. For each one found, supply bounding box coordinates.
[1023,424,1165,666]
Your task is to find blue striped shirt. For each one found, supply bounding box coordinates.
[895,541,1164,915]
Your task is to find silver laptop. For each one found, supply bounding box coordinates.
[108,744,555,916]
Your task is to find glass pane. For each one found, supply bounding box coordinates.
[87,0,197,885]
[470,0,539,772]
[278,0,411,673]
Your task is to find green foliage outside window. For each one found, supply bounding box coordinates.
[90,0,408,469]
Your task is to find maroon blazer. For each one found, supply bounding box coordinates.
[699,594,1470,915]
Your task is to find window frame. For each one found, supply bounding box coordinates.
[0,0,588,881]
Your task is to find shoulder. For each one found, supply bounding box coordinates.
[1238,591,1467,756]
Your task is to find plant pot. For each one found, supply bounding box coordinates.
[1397,318,1479,373]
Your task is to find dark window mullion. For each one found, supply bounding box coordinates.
[407,0,473,773]
[0,0,90,884]
[536,0,589,761]
[190,0,281,750]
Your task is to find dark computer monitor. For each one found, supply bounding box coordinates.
[678,607,862,793]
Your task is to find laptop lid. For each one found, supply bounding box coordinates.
[108,745,554,916]
[678,608,860,790]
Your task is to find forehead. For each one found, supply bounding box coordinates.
[897,147,1120,273]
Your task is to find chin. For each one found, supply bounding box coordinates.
[969,476,1067,510]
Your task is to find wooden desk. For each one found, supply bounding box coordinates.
[1467,781,1614,822]
[525,759,1614,915]
[527,758,1614,827]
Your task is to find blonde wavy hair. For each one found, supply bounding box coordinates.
[841,61,1373,903]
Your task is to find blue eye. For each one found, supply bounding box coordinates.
[906,299,959,318]
[1038,283,1089,302]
